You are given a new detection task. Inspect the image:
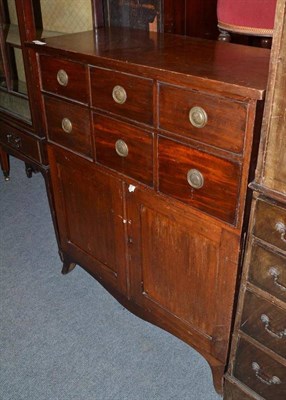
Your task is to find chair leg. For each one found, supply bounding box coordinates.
[218,29,231,42]
[0,146,10,181]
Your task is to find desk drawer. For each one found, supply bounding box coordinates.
[40,55,89,104]
[240,291,286,359]
[234,337,286,400]
[158,136,241,224]
[249,244,286,303]
[254,199,286,252]
[159,84,247,153]
[0,122,41,163]
[44,96,92,158]
[90,67,153,125]
[94,114,153,186]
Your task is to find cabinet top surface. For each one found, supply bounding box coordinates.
[29,27,270,100]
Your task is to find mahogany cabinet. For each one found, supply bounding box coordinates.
[28,27,270,394]
[224,1,286,399]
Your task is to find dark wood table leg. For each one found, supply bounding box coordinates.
[0,146,10,181]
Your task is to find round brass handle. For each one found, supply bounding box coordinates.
[189,106,208,128]
[112,85,127,104]
[61,118,72,134]
[187,169,204,189]
[115,139,128,157]
[57,69,68,87]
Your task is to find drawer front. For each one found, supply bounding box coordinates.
[224,377,257,400]
[94,114,153,186]
[240,291,286,358]
[158,136,241,224]
[254,199,286,252]
[90,67,153,125]
[0,122,41,163]
[40,55,89,104]
[44,96,92,158]
[249,244,286,303]
[159,84,247,153]
[234,337,286,400]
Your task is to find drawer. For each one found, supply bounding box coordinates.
[224,376,258,400]
[233,337,286,400]
[44,96,92,158]
[158,136,241,224]
[93,114,153,186]
[0,122,41,163]
[40,55,89,104]
[240,291,286,359]
[254,199,286,252]
[90,66,153,125]
[249,244,286,303]
[159,84,248,153]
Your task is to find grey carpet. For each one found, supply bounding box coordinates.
[0,157,222,400]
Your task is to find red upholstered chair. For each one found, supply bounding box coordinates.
[217,0,277,47]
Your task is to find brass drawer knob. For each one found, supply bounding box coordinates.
[251,362,281,386]
[61,118,72,134]
[275,221,286,243]
[57,69,68,86]
[187,169,204,189]
[112,85,127,104]
[6,133,22,149]
[189,106,208,128]
[115,139,128,157]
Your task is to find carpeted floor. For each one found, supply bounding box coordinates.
[0,157,222,400]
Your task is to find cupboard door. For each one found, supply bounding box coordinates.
[48,145,127,293]
[126,187,240,362]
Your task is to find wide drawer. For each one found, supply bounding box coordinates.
[158,136,241,224]
[233,337,286,400]
[40,55,89,104]
[253,198,286,252]
[44,96,92,158]
[0,122,41,163]
[159,84,248,153]
[90,66,153,125]
[93,114,153,186]
[240,291,286,359]
[248,244,286,303]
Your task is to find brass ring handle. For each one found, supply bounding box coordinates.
[251,362,281,386]
[269,267,286,292]
[189,106,208,128]
[187,169,204,189]
[112,85,127,104]
[61,118,72,134]
[115,139,128,157]
[275,222,286,243]
[57,69,68,86]
[260,314,286,339]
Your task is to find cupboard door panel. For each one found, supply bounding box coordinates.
[127,188,240,361]
[48,145,127,292]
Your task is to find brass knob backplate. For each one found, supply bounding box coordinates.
[112,85,127,104]
[115,139,128,157]
[187,169,204,189]
[62,118,72,134]
[57,69,68,86]
[189,106,208,128]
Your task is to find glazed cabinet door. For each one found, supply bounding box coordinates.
[126,187,240,363]
[48,145,127,294]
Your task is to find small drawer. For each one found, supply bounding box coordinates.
[233,337,286,400]
[0,122,41,163]
[254,198,286,252]
[44,96,92,158]
[249,244,286,303]
[93,114,153,186]
[159,84,248,153]
[90,66,153,125]
[158,136,241,224]
[40,55,89,104]
[240,291,286,358]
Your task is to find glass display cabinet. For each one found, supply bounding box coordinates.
[0,0,94,180]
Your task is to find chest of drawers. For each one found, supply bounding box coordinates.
[28,27,270,394]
